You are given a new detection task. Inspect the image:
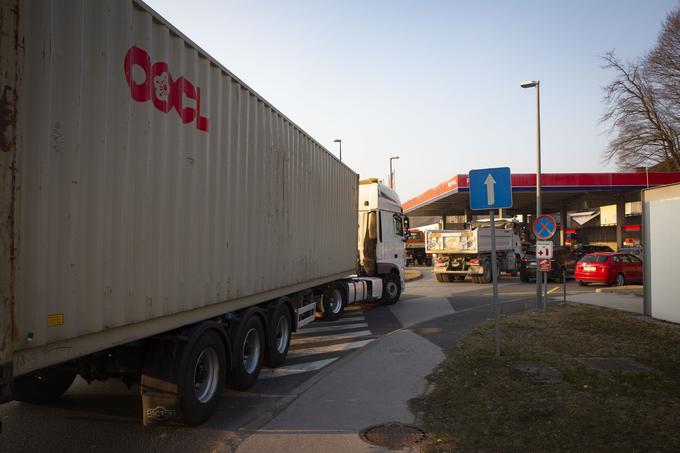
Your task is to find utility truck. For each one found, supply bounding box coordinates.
[426,219,521,283]
[405,229,432,266]
[0,0,405,426]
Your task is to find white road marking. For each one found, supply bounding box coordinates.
[291,330,373,345]
[260,358,338,378]
[287,339,375,358]
[296,322,368,335]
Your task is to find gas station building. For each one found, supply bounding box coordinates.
[403,172,680,250]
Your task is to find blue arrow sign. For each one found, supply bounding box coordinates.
[469,167,513,210]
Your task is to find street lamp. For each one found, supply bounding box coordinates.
[333,139,342,161]
[521,79,542,309]
[389,155,399,189]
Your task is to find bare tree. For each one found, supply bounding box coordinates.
[601,7,680,171]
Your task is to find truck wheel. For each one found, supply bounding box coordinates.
[454,275,466,281]
[319,285,345,321]
[179,329,227,425]
[265,303,292,368]
[381,273,401,305]
[481,261,492,283]
[11,367,77,404]
[435,273,448,283]
[228,314,264,390]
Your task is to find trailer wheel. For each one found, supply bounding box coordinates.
[381,273,401,305]
[179,329,227,425]
[265,303,292,367]
[11,366,77,404]
[319,285,346,321]
[228,314,265,390]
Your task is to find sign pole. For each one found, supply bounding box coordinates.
[543,272,548,312]
[490,209,500,357]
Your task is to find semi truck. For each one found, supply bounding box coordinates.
[426,219,521,283]
[0,0,405,426]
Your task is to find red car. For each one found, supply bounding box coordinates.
[575,252,643,286]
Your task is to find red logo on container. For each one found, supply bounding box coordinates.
[124,46,209,132]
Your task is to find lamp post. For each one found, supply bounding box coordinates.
[389,155,399,189]
[521,79,542,309]
[333,139,342,161]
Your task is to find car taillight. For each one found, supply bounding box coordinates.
[469,258,479,265]
[521,258,528,263]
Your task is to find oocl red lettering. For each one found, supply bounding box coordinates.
[124,46,209,132]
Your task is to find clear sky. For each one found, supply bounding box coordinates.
[146,0,678,201]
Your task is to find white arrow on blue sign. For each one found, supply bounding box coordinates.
[469,167,513,210]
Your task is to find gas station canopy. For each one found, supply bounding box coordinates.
[403,172,680,216]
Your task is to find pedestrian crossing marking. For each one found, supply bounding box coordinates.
[296,322,368,335]
[260,358,339,379]
[291,330,373,346]
[287,339,374,358]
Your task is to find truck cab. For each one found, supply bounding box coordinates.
[357,179,406,301]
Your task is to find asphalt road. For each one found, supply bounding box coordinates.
[0,272,597,453]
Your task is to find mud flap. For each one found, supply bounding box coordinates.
[141,338,184,426]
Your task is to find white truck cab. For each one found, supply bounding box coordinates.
[357,179,407,301]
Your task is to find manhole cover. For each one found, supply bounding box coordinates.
[359,422,427,450]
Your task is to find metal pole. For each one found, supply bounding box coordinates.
[543,271,548,312]
[535,81,543,310]
[490,209,500,357]
[389,159,393,189]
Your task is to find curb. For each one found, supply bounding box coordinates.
[405,270,423,282]
[596,286,644,297]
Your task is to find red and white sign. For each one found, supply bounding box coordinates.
[538,259,552,272]
[536,241,553,259]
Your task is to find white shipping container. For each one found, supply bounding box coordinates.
[1,0,358,377]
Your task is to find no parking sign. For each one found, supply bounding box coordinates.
[533,215,557,240]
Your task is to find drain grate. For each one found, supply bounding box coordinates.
[359,422,427,450]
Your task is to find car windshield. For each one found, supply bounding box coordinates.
[581,255,609,263]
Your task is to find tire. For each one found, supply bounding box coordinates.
[481,261,492,283]
[435,273,448,283]
[265,303,292,368]
[554,270,565,283]
[471,275,481,284]
[319,285,346,321]
[11,367,76,404]
[228,315,265,391]
[519,271,529,283]
[578,280,588,286]
[179,329,227,425]
[454,275,466,281]
[381,273,401,305]
[614,273,626,287]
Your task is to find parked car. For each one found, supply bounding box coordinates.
[575,252,643,286]
[520,246,578,282]
[617,247,643,260]
[573,244,614,261]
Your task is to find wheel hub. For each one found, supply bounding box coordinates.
[193,347,220,403]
